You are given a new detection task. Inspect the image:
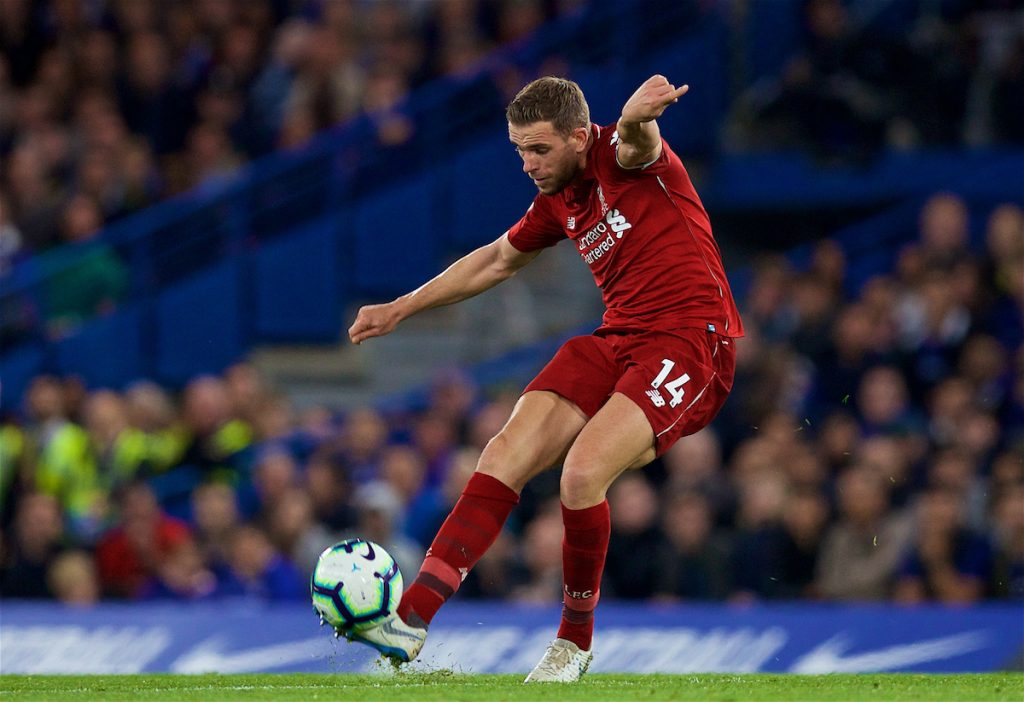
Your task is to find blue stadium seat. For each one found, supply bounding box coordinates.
[155,260,244,385]
[0,343,46,408]
[55,304,145,389]
[448,137,536,252]
[253,219,342,342]
[352,179,438,298]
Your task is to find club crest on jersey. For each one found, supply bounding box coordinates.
[597,185,609,216]
[567,216,576,230]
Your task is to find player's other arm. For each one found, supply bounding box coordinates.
[615,75,689,169]
[348,234,541,344]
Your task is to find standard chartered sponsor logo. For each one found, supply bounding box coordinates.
[578,208,633,265]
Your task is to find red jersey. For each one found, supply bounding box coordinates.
[507,123,744,337]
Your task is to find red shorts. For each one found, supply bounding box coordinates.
[524,327,736,456]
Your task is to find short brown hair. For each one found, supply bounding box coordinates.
[506,77,590,135]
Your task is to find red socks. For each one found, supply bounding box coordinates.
[556,500,610,651]
[398,472,519,625]
[398,471,610,654]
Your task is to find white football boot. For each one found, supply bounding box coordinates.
[343,613,428,663]
[524,637,593,682]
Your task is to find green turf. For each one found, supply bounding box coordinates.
[1,673,1021,701]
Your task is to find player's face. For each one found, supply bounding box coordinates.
[509,121,588,195]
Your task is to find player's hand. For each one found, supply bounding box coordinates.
[348,302,403,345]
[620,75,689,124]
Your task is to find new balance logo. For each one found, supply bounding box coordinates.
[646,389,666,407]
[567,216,576,230]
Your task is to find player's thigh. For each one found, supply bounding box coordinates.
[477,390,588,492]
[560,391,657,508]
[615,329,728,457]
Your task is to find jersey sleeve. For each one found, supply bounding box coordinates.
[598,122,678,180]
[506,197,564,252]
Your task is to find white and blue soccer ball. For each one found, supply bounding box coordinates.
[311,539,403,632]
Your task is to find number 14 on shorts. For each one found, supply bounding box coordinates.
[646,359,690,408]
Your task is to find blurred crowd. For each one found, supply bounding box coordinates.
[1,192,1021,607]
[0,0,576,267]
[5,0,1024,269]
[735,0,1024,160]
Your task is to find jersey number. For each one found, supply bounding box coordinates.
[651,359,690,408]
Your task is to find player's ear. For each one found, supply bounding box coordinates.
[571,126,589,152]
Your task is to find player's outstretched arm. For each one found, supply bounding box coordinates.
[616,75,689,169]
[347,234,541,345]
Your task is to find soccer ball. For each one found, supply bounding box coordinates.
[310,539,403,632]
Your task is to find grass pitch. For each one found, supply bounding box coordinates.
[1,673,1021,701]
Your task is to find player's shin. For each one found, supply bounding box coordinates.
[557,500,610,651]
[398,472,519,625]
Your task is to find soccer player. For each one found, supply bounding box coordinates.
[346,75,744,682]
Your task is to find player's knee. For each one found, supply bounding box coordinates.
[559,461,603,509]
[477,431,527,490]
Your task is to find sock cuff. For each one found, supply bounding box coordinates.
[563,588,601,612]
[420,555,464,593]
[561,499,610,530]
[464,471,520,504]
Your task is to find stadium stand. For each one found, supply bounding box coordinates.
[1,0,1021,614]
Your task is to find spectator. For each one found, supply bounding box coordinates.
[123,380,185,471]
[661,428,734,526]
[0,492,66,599]
[856,365,920,436]
[179,375,253,478]
[250,448,300,526]
[990,483,1024,599]
[916,193,972,271]
[411,411,458,488]
[218,524,305,602]
[190,481,241,571]
[81,389,150,490]
[267,487,335,578]
[817,466,913,601]
[141,539,218,602]
[779,489,831,598]
[743,0,889,161]
[604,473,665,600]
[344,481,423,578]
[338,408,388,483]
[655,491,733,601]
[380,444,427,508]
[46,550,100,607]
[95,482,191,599]
[510,501,563,604]
[26,376,105,541]
[894,486,993,604]
[41,193,128,335]
[304,448,356,532]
